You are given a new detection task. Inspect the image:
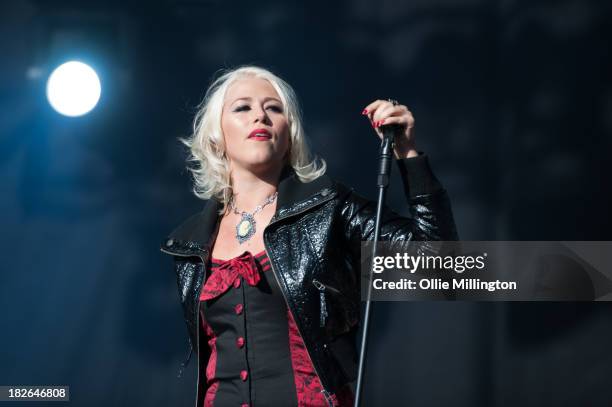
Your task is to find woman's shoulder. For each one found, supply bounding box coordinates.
[162,199,221,251]
[312,173,354,199]
[277,171,352,210]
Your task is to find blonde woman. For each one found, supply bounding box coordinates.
[161,65,458,407]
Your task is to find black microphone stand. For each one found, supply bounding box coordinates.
[354,124,400,407]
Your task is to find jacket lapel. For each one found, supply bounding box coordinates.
[164,199,222,256]
[274,167,335,221]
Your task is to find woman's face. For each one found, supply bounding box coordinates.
[221,76,290,175]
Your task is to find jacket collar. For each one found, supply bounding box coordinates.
[162,166,335,255]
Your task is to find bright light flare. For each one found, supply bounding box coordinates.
[46,61,101,117]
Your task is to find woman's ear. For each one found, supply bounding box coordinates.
[216,147,225,159]
[212,137,226,158]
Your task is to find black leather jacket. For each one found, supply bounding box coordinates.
[160,154,458,406]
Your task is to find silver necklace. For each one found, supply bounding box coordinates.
[229,192,278,244]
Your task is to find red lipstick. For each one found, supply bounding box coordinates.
[248,128,272,140]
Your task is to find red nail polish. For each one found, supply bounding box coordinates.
[379,119,385,125]
[362,109,368,115]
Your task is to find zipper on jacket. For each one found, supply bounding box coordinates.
[321,388,336,407]
[312,279,329,328]
[177,337,193,378]
[312,278,345,328]
[312,278,342,295]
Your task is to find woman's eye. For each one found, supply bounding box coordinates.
[233,105,283,113]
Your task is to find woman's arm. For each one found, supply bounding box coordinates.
[339,153,459,252]
[341,98,458,246]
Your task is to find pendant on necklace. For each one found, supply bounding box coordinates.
[235,212,256,244]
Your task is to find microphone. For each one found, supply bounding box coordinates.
[376,124,402,188]
[381,123,402,142]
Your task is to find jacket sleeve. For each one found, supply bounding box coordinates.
[339,153,459,254]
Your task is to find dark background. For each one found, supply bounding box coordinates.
[1,0,611,406]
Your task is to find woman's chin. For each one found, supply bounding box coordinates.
[237,155,284,173]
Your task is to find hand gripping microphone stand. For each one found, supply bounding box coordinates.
[354,123,401,407]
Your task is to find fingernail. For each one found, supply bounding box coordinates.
[379,119,385,126]
[362,109,368,115]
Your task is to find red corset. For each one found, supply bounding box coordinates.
[199,250,354,407]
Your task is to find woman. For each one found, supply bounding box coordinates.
[161,65,458,407]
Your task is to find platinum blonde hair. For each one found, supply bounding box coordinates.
[181,65,327,213]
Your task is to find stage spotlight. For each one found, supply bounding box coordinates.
[46,61,101,117]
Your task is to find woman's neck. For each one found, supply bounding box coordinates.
[229,165,283,212]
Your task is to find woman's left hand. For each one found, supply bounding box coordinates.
[362,99,418,159]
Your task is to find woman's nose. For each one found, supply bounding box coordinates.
[253,107,269,123]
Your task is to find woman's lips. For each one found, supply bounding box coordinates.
[248,128,272,140]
